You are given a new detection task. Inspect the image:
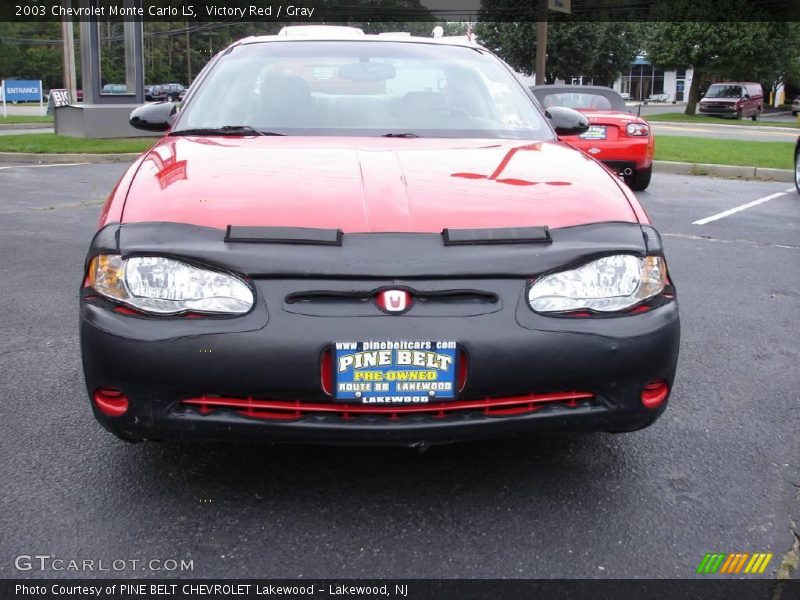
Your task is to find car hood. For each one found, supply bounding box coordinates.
[121,136,639,232]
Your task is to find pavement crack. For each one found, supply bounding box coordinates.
[775,520,800,582]
[0,199,105,216]
[663,232,800,251]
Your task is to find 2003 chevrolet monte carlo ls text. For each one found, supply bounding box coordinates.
[80,27,680,446]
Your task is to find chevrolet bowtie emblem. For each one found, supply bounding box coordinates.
[375,289,413,314]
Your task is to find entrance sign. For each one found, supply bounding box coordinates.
[1,79,44,117]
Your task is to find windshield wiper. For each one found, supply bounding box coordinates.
[381,132,420,138]
[170,126,283,137]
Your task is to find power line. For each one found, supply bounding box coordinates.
[0,19,243,46]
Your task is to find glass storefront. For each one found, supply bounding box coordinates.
[619,58,665,101]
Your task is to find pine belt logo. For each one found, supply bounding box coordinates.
[696,552,773,575]
[334,341,458,403]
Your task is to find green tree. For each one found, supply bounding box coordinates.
[644,1,800,114]
[0,21,63,88]
[476,20,640,85]
[22,46,63,89]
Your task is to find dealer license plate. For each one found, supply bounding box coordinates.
[333,340,458,404]
[580,125,607,140]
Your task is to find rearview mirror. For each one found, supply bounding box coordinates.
[544,106,590,137]
[338,62,396,82]
[129,102,178,132]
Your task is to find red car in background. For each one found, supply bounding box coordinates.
[530,85,654,191]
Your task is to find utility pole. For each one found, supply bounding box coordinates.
[535,0,548,85]
[61,0,77,103]
[185,22,192,84]
[123,0,137,94]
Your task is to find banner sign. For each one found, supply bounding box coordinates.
[2,579,799,600]
[49,89,71,108]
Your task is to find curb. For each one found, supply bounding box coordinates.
[0,123,54,131]
[0,151,139,164]
[653,160,794,182]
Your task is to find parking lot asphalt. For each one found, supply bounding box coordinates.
[0,163,798,580]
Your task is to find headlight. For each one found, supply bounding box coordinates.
[626,122,649,136]
[527,254,666,313]
[88,254,254,315]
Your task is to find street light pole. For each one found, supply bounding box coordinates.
[186,22,192,84]
[61,0,77,103]
[535,0,548,85]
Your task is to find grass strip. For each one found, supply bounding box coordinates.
[0,133,156,154]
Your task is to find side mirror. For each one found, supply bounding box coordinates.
[129,102,177,132]
[743,93,750,99]
[545,106,590,137]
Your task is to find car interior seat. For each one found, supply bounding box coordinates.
[251,75,322,128]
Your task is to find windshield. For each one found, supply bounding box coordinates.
[532,89,627,112]
[176,40,551,140]
[705,84,744,98]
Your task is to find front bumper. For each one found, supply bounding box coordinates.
[81,288,679,446]
[80,222,680,446]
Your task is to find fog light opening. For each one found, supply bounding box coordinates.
[641,380,669,409]
[320,349,333,396]
[93,387,129,417]
[457,349,469,392]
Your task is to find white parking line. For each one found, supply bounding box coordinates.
[0,162,91,170]
[692,187,795,225]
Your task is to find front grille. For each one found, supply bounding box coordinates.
[181,391,596,422]
[700,103,733,112]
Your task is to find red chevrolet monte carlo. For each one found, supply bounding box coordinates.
[80,29,680,445]
[530,85,655,191]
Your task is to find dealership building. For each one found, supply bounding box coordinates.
[563,55,694,103]
[607,55,693,103]
[606,55,785,107]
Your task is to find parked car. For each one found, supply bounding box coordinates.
[530,85,655,191]
[697,82,763,120]
[101,83,128,95]
[144,85,155,101]
[791,95,799,116]
[81,28,679,445]
[152,83,186,102]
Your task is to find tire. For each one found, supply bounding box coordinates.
[626,165,652,191]
[751,107,761,121]
[793,111,798,116]
[167,94,174,102]
[735,109,742,120]
[794,151,800,195]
